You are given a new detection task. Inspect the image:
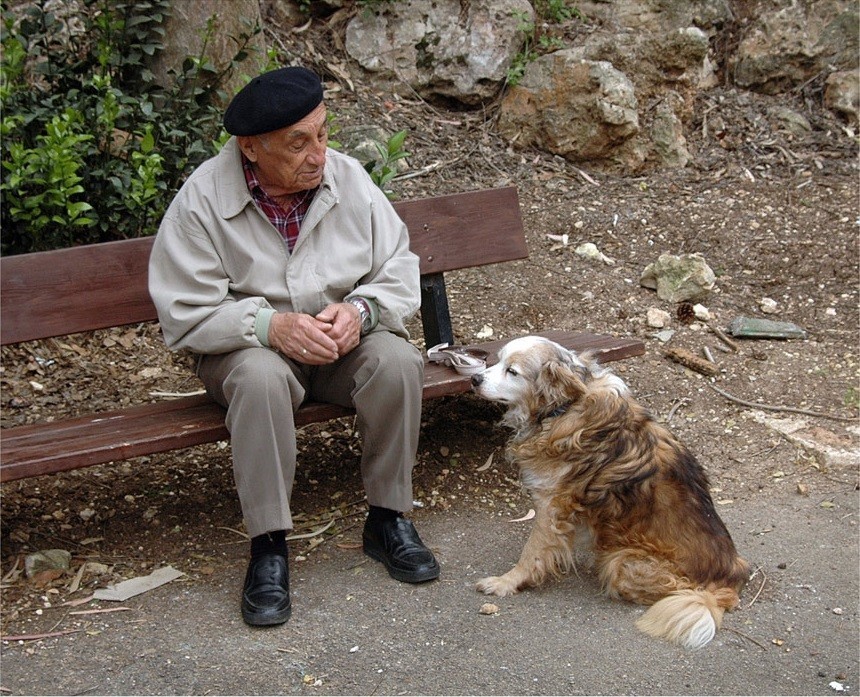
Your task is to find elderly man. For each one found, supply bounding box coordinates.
[148,66,439,626]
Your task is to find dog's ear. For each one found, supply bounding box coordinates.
[535,359,588,407]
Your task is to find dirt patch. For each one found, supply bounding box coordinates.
[1,25,858,687]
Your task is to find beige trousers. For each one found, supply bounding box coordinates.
[198,331,424,537]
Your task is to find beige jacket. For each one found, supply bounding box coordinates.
[148,139,420,354]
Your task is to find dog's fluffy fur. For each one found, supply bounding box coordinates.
[471,336,750,649]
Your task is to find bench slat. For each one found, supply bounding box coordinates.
[0,330,644,482]
[0,187,526,345]
[401,186,527,275]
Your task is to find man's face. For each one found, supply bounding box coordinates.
[239,103,328,195]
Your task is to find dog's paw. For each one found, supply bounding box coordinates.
[476,575,519,597]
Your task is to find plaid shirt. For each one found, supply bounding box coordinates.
[242,155,316,253]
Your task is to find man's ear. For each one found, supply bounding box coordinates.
[236,136,258,162]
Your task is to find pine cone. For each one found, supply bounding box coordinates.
[676,302,696,325]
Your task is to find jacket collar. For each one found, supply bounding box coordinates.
[216,137,337,220]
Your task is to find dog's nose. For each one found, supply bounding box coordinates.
[471,374,483,387]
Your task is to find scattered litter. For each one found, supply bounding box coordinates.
[93,565,184,601]
[829,681,845,692]
[475,325,494,340]
[653,329,675,343]
[726,316,807,340]
[479,603,500,615]
[832,607,843,615]
[509,509,536,522]
[427,343,488,376]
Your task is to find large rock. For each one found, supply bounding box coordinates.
[344,0,532,105]
[576,0,734,33]
[825,70,860,124]
[147,0,267,106]
[730,0,858,94]
[640,253,716,303]
[497,51,644,171]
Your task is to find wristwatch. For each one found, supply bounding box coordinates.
[349,298,373,335]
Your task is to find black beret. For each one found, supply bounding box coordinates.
[223,66,323,136]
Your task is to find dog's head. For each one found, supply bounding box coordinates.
[471,336,628,432]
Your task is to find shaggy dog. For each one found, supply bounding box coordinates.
[471,335,749,649]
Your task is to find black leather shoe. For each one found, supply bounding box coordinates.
[241,553,292,626]
[363,516,440,583]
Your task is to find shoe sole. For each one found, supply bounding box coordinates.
[363,543,440,583]
[242,604,292,626]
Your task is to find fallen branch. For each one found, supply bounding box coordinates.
[664,347,720,377]
[706,383,858,422]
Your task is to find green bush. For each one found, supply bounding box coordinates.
[0,1,259,254]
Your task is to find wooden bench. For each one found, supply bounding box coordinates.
[0,187,644,483]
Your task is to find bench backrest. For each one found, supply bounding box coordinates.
[1,187,526,346]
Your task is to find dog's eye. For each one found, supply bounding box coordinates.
[506,367,519,377]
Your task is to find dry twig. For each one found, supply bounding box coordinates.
[707,383,857,422]
[708,324,740,352]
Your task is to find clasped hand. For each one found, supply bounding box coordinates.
[267,302,361,364]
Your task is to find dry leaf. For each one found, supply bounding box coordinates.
[476,453,494,472]
[479,603,500,615]
[509,509,536,522]
[93,566,184,601]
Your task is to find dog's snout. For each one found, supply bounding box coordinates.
[471,373,483,388]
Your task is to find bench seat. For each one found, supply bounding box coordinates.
[1,187,644,483]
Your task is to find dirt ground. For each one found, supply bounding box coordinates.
[1,24,859,696]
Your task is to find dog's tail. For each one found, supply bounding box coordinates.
[635,586,739,650]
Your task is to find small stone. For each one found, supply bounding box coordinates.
[832,607,843,615]
[759,297,779,314]
[25,550,72,579]
[692,303,712,321]
[479,603,500,615]
[647,308,671,328]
